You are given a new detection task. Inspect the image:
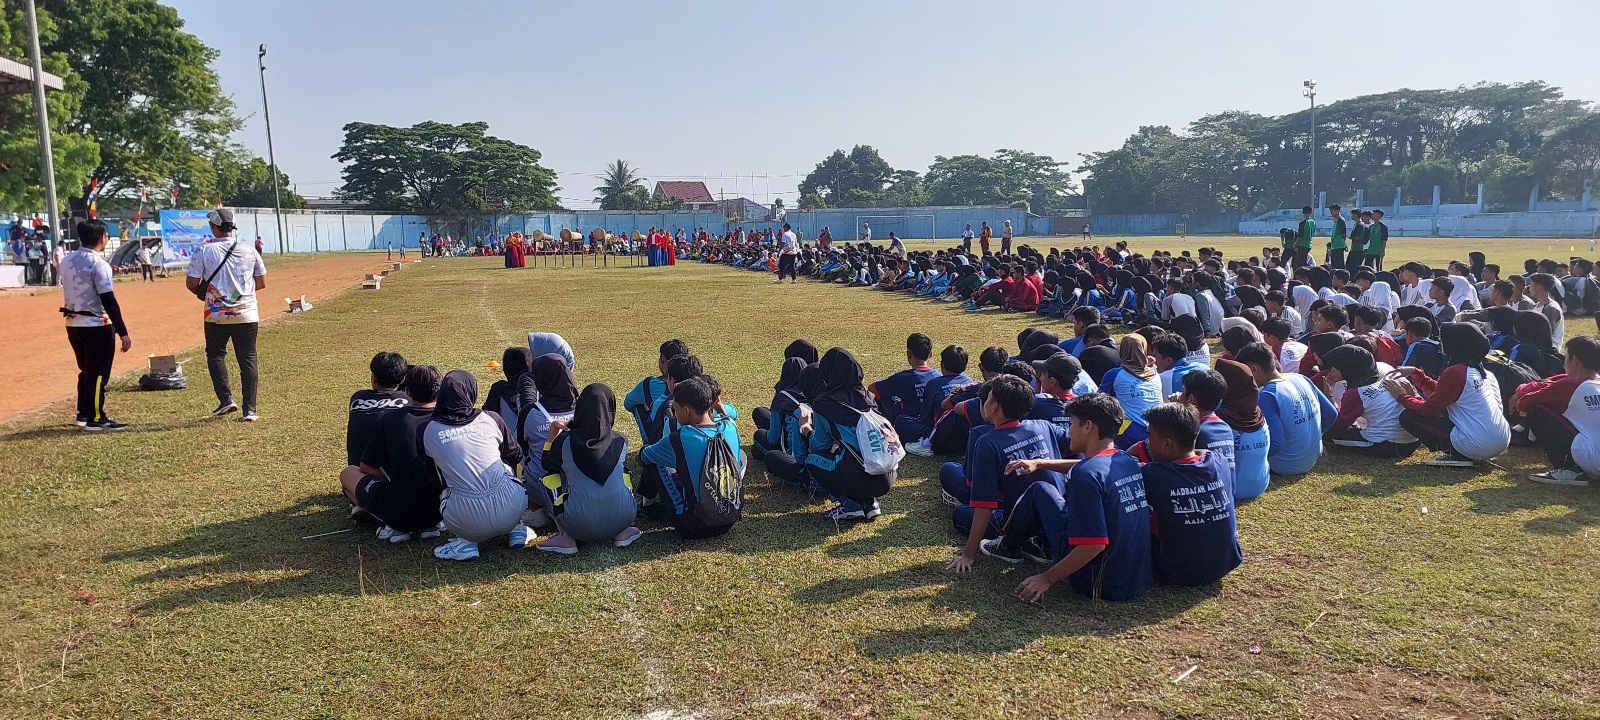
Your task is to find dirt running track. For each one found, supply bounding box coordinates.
[0,252,391,422]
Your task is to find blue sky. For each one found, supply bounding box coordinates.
[168,0,1600,209]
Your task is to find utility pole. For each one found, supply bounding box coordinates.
[24,0,59,245]
[259,44,286,253]
[1303,79,1317,211]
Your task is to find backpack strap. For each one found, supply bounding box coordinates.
[669,429,694,508]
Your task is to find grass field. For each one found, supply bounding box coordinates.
[4,245,1599,719]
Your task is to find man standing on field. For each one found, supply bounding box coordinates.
[1293,206,1315,268]
[187,208,267,422]
[979,221,992,255]
[776,222,799,284]
[1326,204,1347,270]
[1001,220,1014,255]
[61,219,133,431]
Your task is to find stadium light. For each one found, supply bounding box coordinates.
[259,44,286,254]
[1303,79,1317,211]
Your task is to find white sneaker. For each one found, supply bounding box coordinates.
[375,525,398,541]
[509,523,534,548]
[905,439,933,457]
[432,538,479,561]
[1529,469,1590,487]
[419,522,444,540]
[523,508,553,528]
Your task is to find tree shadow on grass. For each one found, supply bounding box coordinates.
[1329,451,1542,498]
[793,560,1216,657]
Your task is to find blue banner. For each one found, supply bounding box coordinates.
[159,209,214,267]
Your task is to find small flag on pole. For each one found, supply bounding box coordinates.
[86,178,99,219]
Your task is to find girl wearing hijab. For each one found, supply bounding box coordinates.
[1359,280,1402,334]
[1321,345,1420,457]
[754,358,807,456]
[1172,314,1210,365]
[531,383,640,554]
[1096,335,1163,449]
[1216,359,1271,500]
[516,354,580,476]
[527,331,575,371]
[1387,323,1512,467]
[482,347,533,422]
[1509,310,1565,378]
[422,370,528,561]
[1482,306,1520,354]
[766,363,825,494]
[1196,272,1228,337]
[804,348,895,521]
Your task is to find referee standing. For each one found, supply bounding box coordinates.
[60,219,132,430]
[775,223,799,284]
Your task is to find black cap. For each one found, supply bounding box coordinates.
[1031,353,1082,382]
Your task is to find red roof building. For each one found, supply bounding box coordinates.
[652,181,719,210]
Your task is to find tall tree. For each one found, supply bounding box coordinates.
[593,159,650,210]
[797,145,895,207]
[333,121,561,217]
[216,155,305,209]
[38,0,240,203]
[1538,112,1600,200]
[0,5,98,213]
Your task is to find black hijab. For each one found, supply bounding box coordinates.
[1512,309,1555,349]
[433,370,481,426]
[1485,306,1518,336]
[771,357,807,416]
[484,347,535,412]
[532,353,578,413]
[812,347,875,428]
[1441,322,1490,370]
[551,383,627,483]
[1322,345,1379,387]
[784,339,820,365]
[1172,314,1206,352]
[1235,285,1266,313]
[798,363,825,401]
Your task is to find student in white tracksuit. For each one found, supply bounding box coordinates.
[422,370,528,560]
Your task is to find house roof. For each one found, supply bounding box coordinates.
[653,181,715,204]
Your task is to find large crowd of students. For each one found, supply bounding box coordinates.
[334,225,1600,604]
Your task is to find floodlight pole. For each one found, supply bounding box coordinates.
[1304,79,1317,211]
[24,0,60,246]
[259,44,286,254]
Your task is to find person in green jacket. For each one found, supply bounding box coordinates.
[1294,206,1315,268]
[1367,209,1390,271]
[1326,204,1348,269]
[1347,209,1370,271]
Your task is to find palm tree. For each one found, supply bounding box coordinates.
[594,159,648,210]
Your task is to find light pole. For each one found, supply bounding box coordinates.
[1303,79,1317,211]
[24,0,59,246]
[258,44,285,254]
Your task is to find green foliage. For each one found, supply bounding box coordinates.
[1475,142,1537,209]
[0,5,98,213]
[594,159,651,210]
[38,0,241,203]
[1401,158,1462,204]
[797,145,895,206]
[770,196,785,220]
[216,155,305,209]
[1538,112,1600,200]
[332,121,561,217]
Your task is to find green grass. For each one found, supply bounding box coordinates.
[4,254,1599,719]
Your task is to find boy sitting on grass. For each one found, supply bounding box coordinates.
[990,393,1153,602]
[1513,335,1600,487]
[1137,403,1243,587]
[641,377,745,539]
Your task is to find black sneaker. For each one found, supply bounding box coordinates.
[211,401,239,417]
[84,418,129,432]
[979,537,1025,564]
[1021,536,1052,564]
[1424,451,1477,468]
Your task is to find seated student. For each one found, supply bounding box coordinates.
[1170,369,1237,480]
[1265,290,1305,336]
[1259,318,1308,374]
[1058,307,1103,357]
[1004,265,1042,312]
[624,339,690,439]
[422,370,529,561]
[527,331,575,371]
[1235,342,1335,476]
[986,394,1153,602]
[636,354,705,511]
[1350,305,1404,367]
[1479,305,1520,354]
[346,351,411,471]
[765,364,825,492]
[1151,332,1206,399]
[1427,277,1458,323]
[1133,403,1243,586]
[1215,359,1271,500]
[1320,345,1421,457]
[1513,335,1600,487]
[515,354,579,477]
[871,333,942,430]
[1098,335,1163,449]
[919,346,1007,457]
[1386,323,1512,467]
[1171,314,1212,366]
[341,365,445,543]
[641,377,746,539]
[1077,324,1121,386]
[1510,309,1566,379]
[942,376,1064,570]
[1026,353,1084,454]
[1399,316,1446,380]
[806,347,896,521]
[784,338,821,365]
[482,347,533,423]
[755,358,806,456]
[900,345,975,448]
[530,383,641,554]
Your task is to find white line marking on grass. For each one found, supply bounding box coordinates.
[476,285,517,348]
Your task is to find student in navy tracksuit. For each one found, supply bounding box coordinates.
[895,345,974,443]
[1136,403,1243,586]
[874,333,942,435]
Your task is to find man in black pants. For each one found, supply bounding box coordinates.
[186,208,267,422]
[60,219,133,430]
[775,222,799,283]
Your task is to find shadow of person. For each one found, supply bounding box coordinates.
[793,560,1215,657]
[1461,483,1600,535]
[101,493,685,613]
[1330,448,1547,498]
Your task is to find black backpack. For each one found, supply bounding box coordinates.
[1481,352,1540,412]
[669,427,745,531]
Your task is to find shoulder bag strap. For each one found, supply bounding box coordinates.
[202,242,238,290]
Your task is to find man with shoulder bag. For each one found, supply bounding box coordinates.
[185,208,267,422]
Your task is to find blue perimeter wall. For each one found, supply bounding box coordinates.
[224,206,1037,253]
